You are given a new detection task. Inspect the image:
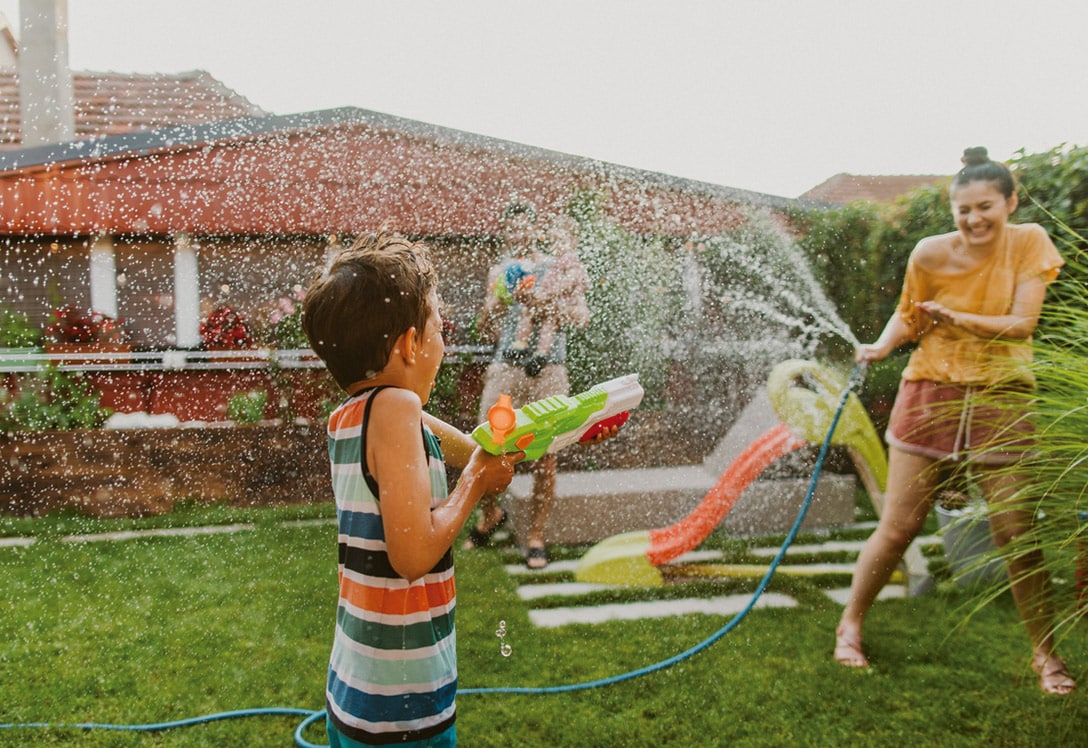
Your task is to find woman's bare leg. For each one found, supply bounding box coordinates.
[836,447,939,666]
[977,466,1076,694]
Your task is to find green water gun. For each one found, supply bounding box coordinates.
[471,374,644,460]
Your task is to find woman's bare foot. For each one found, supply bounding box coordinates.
[834,624,869,668]
[1032,652,1076,695]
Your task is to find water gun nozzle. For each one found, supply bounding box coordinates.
[487,394,516,446]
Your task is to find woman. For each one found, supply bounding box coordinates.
[835,147,1076,695]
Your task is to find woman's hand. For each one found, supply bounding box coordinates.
[856,314,913,363]
[854,343,887,364]
[916,300,959,326]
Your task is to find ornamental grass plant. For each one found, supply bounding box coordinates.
[966,217,1088,642]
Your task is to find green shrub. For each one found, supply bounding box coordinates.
[0,305,40,348]
[227,390,268,424]
[0,367,111,431]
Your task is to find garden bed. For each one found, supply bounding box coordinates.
[0,422,330,518]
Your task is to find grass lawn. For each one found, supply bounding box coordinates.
[0,505,1084,747]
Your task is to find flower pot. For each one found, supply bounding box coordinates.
[45,342,132,366]
[935,500,1006,587]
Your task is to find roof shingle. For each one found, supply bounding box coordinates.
[0,69,267,148]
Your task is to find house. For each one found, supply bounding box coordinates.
[0,106,796,344]
[0,67,268,149]
[800,173,946,205]
[0,99,801,420]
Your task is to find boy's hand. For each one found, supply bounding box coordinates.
[466,448,525,496]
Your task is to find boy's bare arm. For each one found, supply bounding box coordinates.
[373,389,518,581]
[422,412,476,469]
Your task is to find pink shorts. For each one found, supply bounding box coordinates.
[886,379,1036,464]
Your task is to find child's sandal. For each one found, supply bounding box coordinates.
[525,545,549,570]
[464,510,508,550]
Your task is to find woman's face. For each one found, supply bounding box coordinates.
[951,179,1018,246]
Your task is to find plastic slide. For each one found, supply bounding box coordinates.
[575,359,888,586]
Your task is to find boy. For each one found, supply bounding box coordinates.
[509,214,591,361]
[302,232,520,747]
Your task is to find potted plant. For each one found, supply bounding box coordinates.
[0,305,43,368]
[0,364,111,432]
[934,482,1004,588]
[264,285,308,349]
[42,305,130,364]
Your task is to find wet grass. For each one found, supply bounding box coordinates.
[0,512,1084,746]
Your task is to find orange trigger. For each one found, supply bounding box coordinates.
[515,433,535,450]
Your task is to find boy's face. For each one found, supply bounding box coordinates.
[547,222,577,255]
[502,212,537,255]
[416,289,445,405]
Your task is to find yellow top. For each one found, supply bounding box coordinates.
[899,223,1063,386]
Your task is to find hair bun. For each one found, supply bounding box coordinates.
[961,146,989,166]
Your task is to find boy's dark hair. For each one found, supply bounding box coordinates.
[302,232,436,390]
[951,146,1016,199]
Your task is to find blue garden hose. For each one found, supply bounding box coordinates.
[2,365,865,747]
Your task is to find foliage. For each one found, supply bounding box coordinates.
[1009,143,1088,242]
[0,367,111,431]
[226,390,268,425]
[200,305,254,349]
[42,305,127,345]
[0,305,40,348]
[263,285,309,349]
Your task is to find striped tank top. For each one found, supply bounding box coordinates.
[325,387,456,745]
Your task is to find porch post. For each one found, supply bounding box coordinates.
[173,234,201,349]
[88,235,118,319]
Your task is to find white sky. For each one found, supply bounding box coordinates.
[1,0,1086,198]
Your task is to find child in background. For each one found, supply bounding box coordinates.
[510,214,591,363]
[302,232,521,747]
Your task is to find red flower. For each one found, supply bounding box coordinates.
[200,305,254,349]
[43,305,127,344]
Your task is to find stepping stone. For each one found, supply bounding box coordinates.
[517,582,614,600]
[750,534,941,557]
[528,592,798,628]
[61,523,255,544]
[822,585,905,605]
[0,537,34,548]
